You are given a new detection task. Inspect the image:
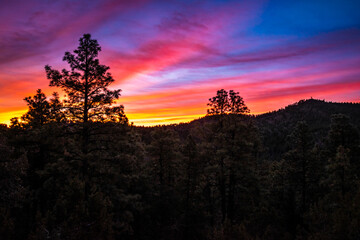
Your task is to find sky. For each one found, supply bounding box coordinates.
[1,0,360,126]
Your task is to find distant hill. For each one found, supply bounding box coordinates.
[160,99,360,160]
[255,99,360,160]
[256,98,360,129]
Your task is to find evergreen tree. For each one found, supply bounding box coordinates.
[326,145,352,197]
[0,127,28,239]
[45,34,123,123]
[228,90,249,114]
[148,128,180,188]
[327,114,359,154]
[287,121,313,212]
[44,34,128,208]
[21,89,65,126]
[207,89,229,115]
[207,89,249,115]
[48,92,66,123]
[21,89,50,126]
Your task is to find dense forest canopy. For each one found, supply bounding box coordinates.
[1,34,360,240]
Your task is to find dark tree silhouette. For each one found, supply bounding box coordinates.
[288,121,313,212]
[44,34,127,209]
[327,114,358,152]
[228,90,249,114]
[21,89,50,126]
[20,89,65,127]
[207,89,249,115]
[48,92,66,123]
[45,34,122,123]
[207,89,229,115]
[148,128,179,187]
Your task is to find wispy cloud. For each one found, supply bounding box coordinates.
[0,0,359,125]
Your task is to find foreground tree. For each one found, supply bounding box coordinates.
[44,35,128,225]
[45,33,127,155]
[45,34,122,123]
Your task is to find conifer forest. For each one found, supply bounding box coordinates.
[1,34,360,240]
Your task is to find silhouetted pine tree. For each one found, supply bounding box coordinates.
[45,34,122,124]
[21,89,50,127]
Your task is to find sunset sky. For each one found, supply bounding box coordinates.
[1,0,360,126]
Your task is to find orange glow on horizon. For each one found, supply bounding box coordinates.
[2,92,359,127]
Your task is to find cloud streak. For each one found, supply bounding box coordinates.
[0,0,359,125]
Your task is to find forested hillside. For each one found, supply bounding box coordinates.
[255,99,360,161]
[2,97,360,239]
[1,34,359,239]
[169,99,360,161]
